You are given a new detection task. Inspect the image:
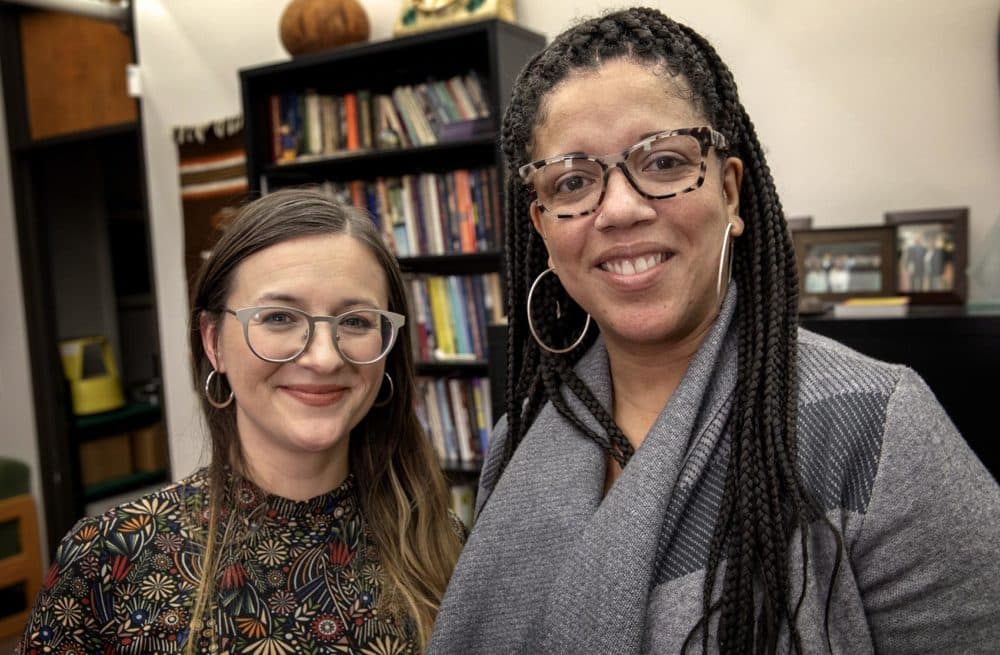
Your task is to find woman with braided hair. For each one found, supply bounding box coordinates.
[428,7,999,655]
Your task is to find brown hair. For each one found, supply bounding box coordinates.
[187,187,462,651]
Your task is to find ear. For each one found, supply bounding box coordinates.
[529,200,555,269]
[199,311,225,373]
[723,156,745,237]
[529,199,547,240]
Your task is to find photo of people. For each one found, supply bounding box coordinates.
[896,222,958,292]
[802,241,885,294]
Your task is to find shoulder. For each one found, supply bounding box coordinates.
[94,468,211,525]
[796,328,904,402]
[794,328,912,514]
[474,414,508,516]
[58,469,211,557]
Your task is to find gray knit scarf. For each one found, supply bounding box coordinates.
[429,291,738,654]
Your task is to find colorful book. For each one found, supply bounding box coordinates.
[343,93,360,150]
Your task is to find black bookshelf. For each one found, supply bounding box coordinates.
[240,20,546,477]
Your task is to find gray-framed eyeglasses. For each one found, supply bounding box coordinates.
[224,306,406,365]
[518,126,728,219]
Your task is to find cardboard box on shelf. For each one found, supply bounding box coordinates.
[78,433,133,486]
[132,422,169,472]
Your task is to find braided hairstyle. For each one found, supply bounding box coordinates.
[498,8,837,654]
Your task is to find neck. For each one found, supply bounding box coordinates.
[605,322,713,449]
[234,436,350,502]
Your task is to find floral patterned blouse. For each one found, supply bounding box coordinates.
[15,469,420,655]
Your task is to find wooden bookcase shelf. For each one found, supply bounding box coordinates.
[240,20,545,483]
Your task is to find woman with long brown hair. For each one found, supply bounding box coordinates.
[17,188,463,654]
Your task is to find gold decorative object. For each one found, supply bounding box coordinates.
[280,0,371,56]
[393,0,515,37]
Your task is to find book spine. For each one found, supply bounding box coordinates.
[448,378,475,463]
[422,378,449,462]
[447,276,473,356]
[304,89,322,155]
[269,94,283,162]
[434,378,460,463]
[343,92,360,150]
[427,277,455,357]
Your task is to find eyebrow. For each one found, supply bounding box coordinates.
[255,293,381,311]
[552,130,669,159]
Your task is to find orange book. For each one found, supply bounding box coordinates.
[350,180,365,208]
[453,170,476,252]
[343,93,360,150]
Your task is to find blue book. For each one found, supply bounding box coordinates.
[434,379,460,463]
[447,276,473,355]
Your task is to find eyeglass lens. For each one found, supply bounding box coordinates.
[245,308,393,364]
[534,132,705,216]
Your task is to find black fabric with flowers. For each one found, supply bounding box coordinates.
[15,469,418,655]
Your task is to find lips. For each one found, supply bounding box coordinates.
[281,384,348,406]
[598,252,670,276]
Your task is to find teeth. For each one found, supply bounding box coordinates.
[601,253,665,276]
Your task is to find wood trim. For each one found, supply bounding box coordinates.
[19,10,137,140]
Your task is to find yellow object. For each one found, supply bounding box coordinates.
[393,0,515,37]
[838,296,910,307]
[58,336,125,415]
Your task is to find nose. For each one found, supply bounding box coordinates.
[592,165,656,231]
[295,322,346,370]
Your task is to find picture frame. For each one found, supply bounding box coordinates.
[885,207,968,305]
[785,215,813,232]
[792,226,896,302]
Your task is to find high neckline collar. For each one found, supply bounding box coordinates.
[225,469,357,521]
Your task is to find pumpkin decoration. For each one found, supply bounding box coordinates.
[279,0,371,56]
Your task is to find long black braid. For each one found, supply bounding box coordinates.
[497,8,839,654]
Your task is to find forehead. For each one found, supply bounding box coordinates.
[229,232,388,306]
[531,58,704,159]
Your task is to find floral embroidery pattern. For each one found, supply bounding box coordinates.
[15,469,416,654]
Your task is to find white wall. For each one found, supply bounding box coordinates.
[133,0,1000,479]
[0,58,48,559]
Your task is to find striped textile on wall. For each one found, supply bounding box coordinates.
[173,116,248,294]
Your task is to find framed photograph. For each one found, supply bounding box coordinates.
[792,226,896,302]
[786,215,813,232]
[885,207,968,304]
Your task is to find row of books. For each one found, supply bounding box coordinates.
[269,72,491,163]
[407,274,504,362]
[320,167,502,256]
[416,376,494,468]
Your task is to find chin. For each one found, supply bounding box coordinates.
[283,422,351,453]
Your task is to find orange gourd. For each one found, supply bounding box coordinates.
[279,0,371,56]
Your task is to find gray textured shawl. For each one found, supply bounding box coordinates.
[428,292,1000,654]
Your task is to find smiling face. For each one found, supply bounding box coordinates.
[201,233,388,476]
[528,58,744,358]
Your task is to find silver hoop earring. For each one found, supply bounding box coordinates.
[527,267,591,355]
[204,369,234,409]
[372,372,394,408]
[716,222,735,301]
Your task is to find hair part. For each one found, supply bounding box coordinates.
[185,187,462,652]
[498,8,839,654]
